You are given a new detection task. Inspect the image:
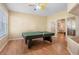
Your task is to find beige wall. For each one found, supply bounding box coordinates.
[8,10,70,38]
[0,4,8,51]
[47,11,67,36]
[67,3,77,12]
[9,11,67,38]
[9,11,47,38]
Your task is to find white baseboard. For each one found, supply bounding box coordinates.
[0,40,9,52]
[0,37,24,52]
[67,47,73,55]
[9,37,24,40]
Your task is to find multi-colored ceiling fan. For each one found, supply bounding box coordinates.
[27,3,47,11]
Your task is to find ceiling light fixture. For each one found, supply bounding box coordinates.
[34,3,47,11]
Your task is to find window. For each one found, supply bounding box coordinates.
[0,11,7,38]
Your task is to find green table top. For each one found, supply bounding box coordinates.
[22,31,53,36]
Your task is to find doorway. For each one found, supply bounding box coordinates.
[57,19,65,35]
[56,19,67,47]
[67,17,76,37]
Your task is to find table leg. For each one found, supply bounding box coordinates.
[43,36,52,42]
[28,39,32,49]
[25,39,27,44]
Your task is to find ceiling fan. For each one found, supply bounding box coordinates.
[27,3,47,11]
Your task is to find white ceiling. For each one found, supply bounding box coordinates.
[5,3,67,16]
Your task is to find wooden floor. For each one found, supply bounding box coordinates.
[0,33,70,55]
